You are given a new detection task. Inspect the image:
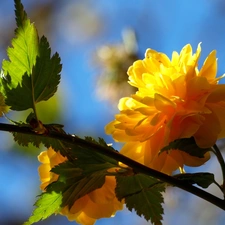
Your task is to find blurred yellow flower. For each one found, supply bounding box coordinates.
[94,29,138,106]
[105,44,225,174]
[0,92,10,116]
[38,147,123,225]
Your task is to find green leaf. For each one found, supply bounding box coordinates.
[2,0,39,89]
[12,123,119,165]
[75,136,118,166]
[173,172,215,189]
[50,161,107,208]
[3,72,34,110]
[14,125,122,215]
[24,191,62,225]
[23,133,119,223]
[116,174,165,225]
[13,130,41,148]
[12,119,119,164]
[13,123,66,149]
[14,0,28,27]
[160,137,211,158]
[14,126,117,164]
[31,36,61,103]
[45,135,120,209]
[2,1,61,111]
[3,36,61,111]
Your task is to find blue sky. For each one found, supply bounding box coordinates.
[0,1,225,225]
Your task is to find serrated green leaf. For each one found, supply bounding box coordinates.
[63,174,105,208]
[50,161,107,208]
[13,123,67,149]
[4,72,34,110]
[46,137,119,209]
[50,161,83,182]
[13,130,41,148]
[84,136,118,165]
[14,0,28,27]
[32,36,61,102]
[116,174,165,225]
[160,137,211,158]
[12,123,120,165]
[14,125,121,213]
[173,172,215,188]
[24,191,62,225]
[2,1,61,111]
[3,36,61,111]
[2,0,39,89]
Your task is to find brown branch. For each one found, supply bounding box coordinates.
[0,122,224,210]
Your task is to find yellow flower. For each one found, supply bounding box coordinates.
[0,92,10,116]
[105,44,225,174]
[38,147,123,225]
[95,29,138,105]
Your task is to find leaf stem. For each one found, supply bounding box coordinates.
[212,144,225,195]
[0,122,224,210]
[31,73,38,121]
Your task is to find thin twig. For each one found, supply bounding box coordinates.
[212,144,225,195]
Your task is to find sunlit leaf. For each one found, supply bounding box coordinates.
[2,0,39,89]
[2,0,61,111]
[3,36,61,111]
[23,192,62,225]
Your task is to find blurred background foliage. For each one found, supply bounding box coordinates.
[0,0,225,225]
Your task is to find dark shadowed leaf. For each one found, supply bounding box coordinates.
[160,137,211,158]
[116,174,165,225]
[173,172,215,188]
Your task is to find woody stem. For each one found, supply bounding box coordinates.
[0,122,224,210]
[212,144,225,196]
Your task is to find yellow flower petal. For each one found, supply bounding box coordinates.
[38,151,50,164]
[154,93,176,112]
[67,211,96,225]
[198,50,217,83]
[0,92,9,116]
[69,195,89,214]
[88,176,117,204]
[194,108,221,148]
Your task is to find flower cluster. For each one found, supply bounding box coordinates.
[38,147,123,225]
[106,44,225,174]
